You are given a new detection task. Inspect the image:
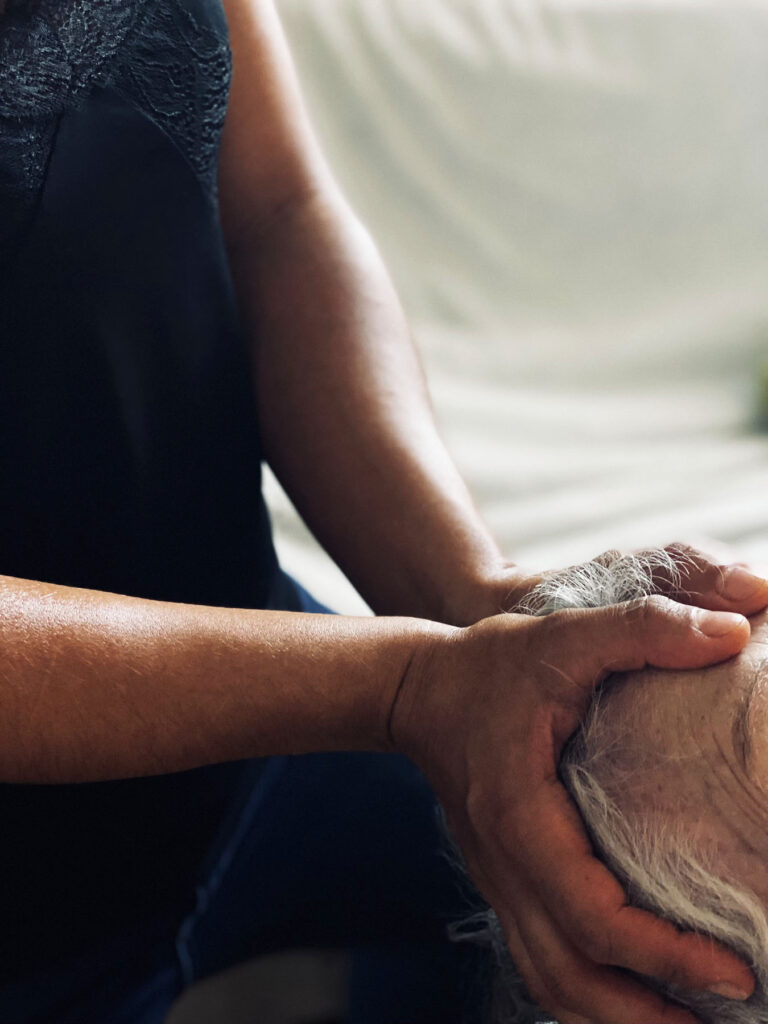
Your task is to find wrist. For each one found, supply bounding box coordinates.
[443,561,535,626]
[385,618,460,760]
[314,615,456,756]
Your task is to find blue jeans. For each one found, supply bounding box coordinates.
[0,579,485,1023]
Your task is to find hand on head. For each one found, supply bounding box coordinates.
[390,544,768,1024]
[554,605,768,1024]
[506,543,768,619]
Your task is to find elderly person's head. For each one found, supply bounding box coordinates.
[471,551,768,1024]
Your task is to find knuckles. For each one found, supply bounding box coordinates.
[575,926,614,967]
[663,541,721,589]
[562,910,618,966]
[618,593,676,626]
[464,783,497,835]
[593,548,624,568]
[663,540,704,566]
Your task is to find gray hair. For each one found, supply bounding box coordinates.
[464,550,768,1024]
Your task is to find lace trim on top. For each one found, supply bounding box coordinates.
[0,0,231,255]
[0,0,149,120]
[110,0,232,198]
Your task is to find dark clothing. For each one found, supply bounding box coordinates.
[2,737,482,1023]
[0,0,280,977]
[0,1,483,1019]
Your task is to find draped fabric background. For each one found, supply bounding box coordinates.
[264,0,768,614]
[171,8,768,1019]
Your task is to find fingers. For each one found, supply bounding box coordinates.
[469,778,753,1024]
[658,543,768,616]
[502,921,597,1024]
[498,904,702,1024]
[540,544,768,618]
[537,595,749,690]
[505,782,755,1000]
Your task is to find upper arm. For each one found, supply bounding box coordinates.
[218,0,337,250]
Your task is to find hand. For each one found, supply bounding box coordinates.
[462,542,768,624]
[391,597,756,1024]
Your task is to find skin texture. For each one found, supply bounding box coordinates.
[392,595,767,1024]
[215,1,768,1019]
[0,575,447,782]
[587,609,768,909]
[218,0,517,626]
[2,0,767,1019]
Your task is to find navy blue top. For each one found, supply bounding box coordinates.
[0,0,285,978]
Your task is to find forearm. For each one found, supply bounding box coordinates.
[0,574,446,784]
[229,190,511,624]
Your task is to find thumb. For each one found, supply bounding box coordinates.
[538,595,750,686]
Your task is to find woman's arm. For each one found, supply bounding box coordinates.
[217,1,768,628]
[214,4,766,1022]
[218,0,514,626]
[0,573,441,783]
[0,568,755,1022]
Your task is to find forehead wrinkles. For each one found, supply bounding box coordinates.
[731,657,768,777]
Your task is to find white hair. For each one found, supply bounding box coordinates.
[462,550,768,1024]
